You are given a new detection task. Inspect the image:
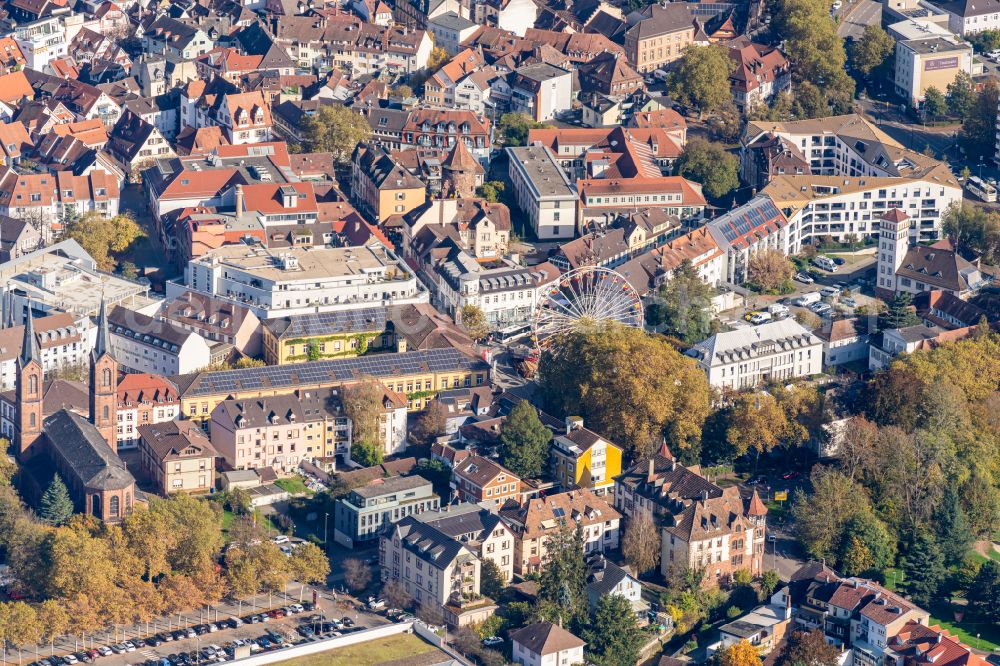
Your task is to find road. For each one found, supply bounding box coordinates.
[837,0,881,39]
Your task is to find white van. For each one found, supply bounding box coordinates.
[749,312,773,325]
[768,303,790,317]
[795,292,822,307]
[813,256,837,272]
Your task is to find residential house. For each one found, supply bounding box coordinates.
[706,195,800,285]
[107,306,215,376]
[428,12,480,54]
[715,600,792,656]
[160,292,261,357]
[578,51,645,97]
[0,216,41,262]
[551,417,621,496]
[401,198,510,259]
[334,475,440,547]
[143,16,213,59]
[624,3,697,73]
[107,110,175,178]
[415,503,517,581]
[510,622,585,666]
[728,37,791,113]
[508,63,574,122]
[452,455,522,505]
[868,322,976,370]
[586,559,648,620]
[214,91,273,145]
[351,144,427,223]
[500,489,621,575]
[137,420,217,496]
[401,108,491,161]
[815,318,872,367]
[261,307,396,365]
[116,373,181,449]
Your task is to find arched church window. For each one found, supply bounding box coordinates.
[109,495,119,517]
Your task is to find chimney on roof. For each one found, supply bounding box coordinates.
[784,591,792,619]
[235,184,244,217]
[701,490,709,503]
[647,458,655,483]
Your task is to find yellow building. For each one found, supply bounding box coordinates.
[624,3,697,74]
[173,347,490,422]
[550,417,622,496]
[261,307,401,365]
[351,144,427,223]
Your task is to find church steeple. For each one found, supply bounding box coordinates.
[90,298,118,452]
[15,302,44,460]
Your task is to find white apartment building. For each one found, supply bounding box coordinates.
[173,243,428,319]
[415,504,517,582]
[108,307,214,375]
[706,195,801,286]
[13,17,68,70]
[427,12,479,55]
[507,145,579,240]
[762,174,962,244]
[937,0,1000,36]
[0,312,92,391]
[509,63,574,122]
[687,319,824,389]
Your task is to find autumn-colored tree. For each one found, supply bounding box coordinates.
[427,46,449,72]
[289,542,330,585]
[621,512,661,575]
[718,639,763,666]
[459,304,489,340]
[837,416,879,481]
[36,599,69,653]
[0,601,41,658]
[726,392,790,458]
[539,324,710,458]
[412,399,448,445]
[342,379,386,466]
[301,105,373,162]
[149,494,224,575]
[160,573,205,613]
[382,579,413,610]
[64,211,144,272]
[747,249,794,293]
[782,630,840,666]
[122,508,177,581]
[343,558,372,593]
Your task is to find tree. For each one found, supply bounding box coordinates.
[961,472,1000,539]
[301,105,373,162]
[947,71,977,120]
[941,202,1000,264]
[718,640,762,666]
[39,474,74,526]
[539,521,588,628]
[1,601,40,656]
[539,324,710,458]
[923,87,947,118]
[480,559,505,600]
[747,249,794,293]
[621,512,661,575]
[675,138,739,199]
[382,579,413,610]
[498,113,547,146]
[836,512,896,575]
[903,530,945,606]
[36,599,70,652]
[343,558,372,593]
[760,570,780,599]
[64,211,144,272]
[342,379,385,466]
[226,486,252,515]
[726,392,791,458]
[289,542,330,585]
[959,78,999,161]
[392,84,414,99]
[476,180,505,203]
[150,494,224,575]
[459,304,489,340]
[498,401,551,478]
[583,594,644,666]
[782,630,840,666]
[706,99,743,143]
[647,259,715,343]
[935,486,973,567]
[837,416,878,481]
[412,399,448,445]
[792,468,870,560]
[427,46,449,72]
[968,560,1000,622]
[879,292,919,329]
[850,25,894,75]
[121,508,177,581]
[669,44,733,118]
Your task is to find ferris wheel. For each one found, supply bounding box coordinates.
[533,266,644,348]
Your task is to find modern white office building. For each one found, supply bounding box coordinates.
[506,145,578,240]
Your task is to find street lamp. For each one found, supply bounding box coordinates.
[324,513,329,546]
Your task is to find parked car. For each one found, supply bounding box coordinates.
[123,642,136,652]
[96,647,112,657]
[367,598,386,611]
[340,617,354,627]
[63,655,78,665]
[482,637,504,647]
[820,286,841,298]
[271,535,290,545]
[832,257,846,265]
[749,311,773,325]
[841,297,858,308]
[794,271,815,284]
[782,471,800,480]
[148,636,163,647]
[289,604,304,614]
[242,615,259,624]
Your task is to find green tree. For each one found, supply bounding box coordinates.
[850,25,894,75]
[941,202,1000,264]
[64,211,144,272]
[792,468,870,560]
[351,440,383,467]
[583,594,644,666]
[669,45,733,118]
[539,521,588,628]
[947,71,977,120]
[498,113,547,146]
[499,401,551,479]
[935,485,973,567]
[903,529,945,606]
[343,379,385,465]
[476,180,505,203]
[480,558,505,600]
[538,324,710,458]
[836,512,896,575]
[226,486,252,515]
[961,472,1000,539]
[39,475,74,526]
[302,105,373,162]
[675,138,739,199]
[879,292,919,329]
[968,560,1000,622]
[760,570,780,599]
[923,87,947,117]
[459,304,489,340]
[959,78,999,161]
[782,630,840,666]
[647,259,714,343]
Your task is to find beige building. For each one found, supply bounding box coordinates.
[209,386,408,472]
[381,515,497,627]
[351,144,427,223]
[500,489,621,576]
[137,420,217,496]
[624,3,697,73]
[415,503,517,581]
[892,31,973,107]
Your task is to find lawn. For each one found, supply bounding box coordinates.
[222,509,279,536]
[927,602,1000,652]
[274,633,439,666]
[275,475,313,495]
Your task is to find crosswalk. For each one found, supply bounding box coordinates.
[140,650,158,660]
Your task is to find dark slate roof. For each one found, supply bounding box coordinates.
[394,515,468,567]
[263,306,387,340]
[587,560,634,596]
[509,622,585,655]
[44,410,135,491]
[416,505,504,541]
